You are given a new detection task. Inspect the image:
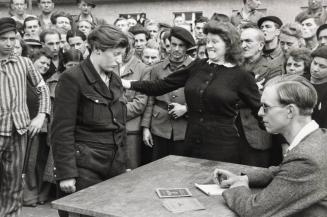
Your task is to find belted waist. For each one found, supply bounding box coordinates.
[188,112,236,125]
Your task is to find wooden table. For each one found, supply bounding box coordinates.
[52,155,258,217]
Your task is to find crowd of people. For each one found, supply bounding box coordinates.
[0,0,327,216]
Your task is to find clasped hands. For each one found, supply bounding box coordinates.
[212,168,249,189]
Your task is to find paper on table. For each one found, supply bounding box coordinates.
[195,183,225,196]
[162,198,206,213]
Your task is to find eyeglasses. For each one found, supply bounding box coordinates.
[260,103,286,114]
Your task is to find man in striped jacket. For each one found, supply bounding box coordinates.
[0,17,51,217]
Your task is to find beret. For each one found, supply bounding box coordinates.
[129,24,150,39]
[0,17,17,36]
[257,16,283,28]
[312,45,327,59]
[316,24,327,38]
[170,26,195,48]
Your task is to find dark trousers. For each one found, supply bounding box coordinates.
[152,135,185,161]
[57,142,126,217]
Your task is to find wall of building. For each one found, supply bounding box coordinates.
[0,0,309,25]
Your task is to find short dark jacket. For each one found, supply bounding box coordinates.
[51,57,126,181]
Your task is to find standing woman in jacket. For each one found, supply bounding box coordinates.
[123,20,261,163]
[51,25,129,217]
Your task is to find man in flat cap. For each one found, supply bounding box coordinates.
[258,16,285,75]
[141,27,195,161]
[73,0,107,28]
[296,0,327,25]
[0,17,50,217]
[310,46,327,128]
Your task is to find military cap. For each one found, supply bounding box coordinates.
[257,16,283,28]
[170,26,195,49]
[0,17,17,36]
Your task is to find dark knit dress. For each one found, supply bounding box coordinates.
[131,59,261,163]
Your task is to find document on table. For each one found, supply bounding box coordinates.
[194,183,226,196]
[162,198,205,213]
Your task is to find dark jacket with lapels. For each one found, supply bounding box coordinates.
[51,57,127,181]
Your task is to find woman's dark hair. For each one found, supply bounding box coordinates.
[62,48,83,65]
[210,13,230,23]
[203,20,244,66]
[286,47,312,76]
[87,24,129,52]
[30,47,53,62]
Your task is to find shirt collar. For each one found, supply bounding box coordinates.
[207,59,235,68]
[163,56,193,70]
[287,120,319,153]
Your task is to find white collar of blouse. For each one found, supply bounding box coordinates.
[207,59,235,68]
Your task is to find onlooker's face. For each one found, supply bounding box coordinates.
[174,16,184,26]
[197,45,207,59]
[115,20,128,33]
[194,22,205,39]
[43,33,60,57]
[308,0,322,10]
[34,55,51,74]
[38,0,54,14]
[318,29,327,46]
[0,31,16,57]
[12,0,26,16]
[60,33,70,52]
[134,33,147,56]
[79,1,92,15]
[78,21,92,36]
[247,0,262,10]
[286,56,305,75]
[56,16,71,31]
[258,86,289,134]
[206,33,226,62]
[141,48,160,65]
[68,36,86,54]
[13,39,22,56]
[279,33,301,56]
[127,18,137,28]
[301,18,318,39]
[24,20,41,38]
[169,36,187,62]
[96,47,126,73]
[147,25,159,39]
[260,21,280,42]
[241,28,264,59]
[310,57,327,80]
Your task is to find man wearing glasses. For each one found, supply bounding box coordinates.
[214,75,327,217]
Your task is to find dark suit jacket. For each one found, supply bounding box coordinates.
[51,57,126,181]
[222,128,327,217]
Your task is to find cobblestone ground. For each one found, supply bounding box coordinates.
[21,202,58,217]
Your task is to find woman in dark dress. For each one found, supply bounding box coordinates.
[122,20,261,163]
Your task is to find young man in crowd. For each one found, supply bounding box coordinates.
[50,11,73,32]
[215,75,327,217]
[38,0,55,30]
[316,23,327,46]
[129,25,150,59]
[141,26,194,160]
[299,15,321,51]
[310,46,327,128]
[66,29,89,59]
[73,0,107,27]
[231,0,264,28]
[23,16,42,40]
[279,22,304,56]
[10,0,34,25]
[0,17,50,217]
[114,17,129,33]
[194,16,208,42]
[296,0,327,24]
